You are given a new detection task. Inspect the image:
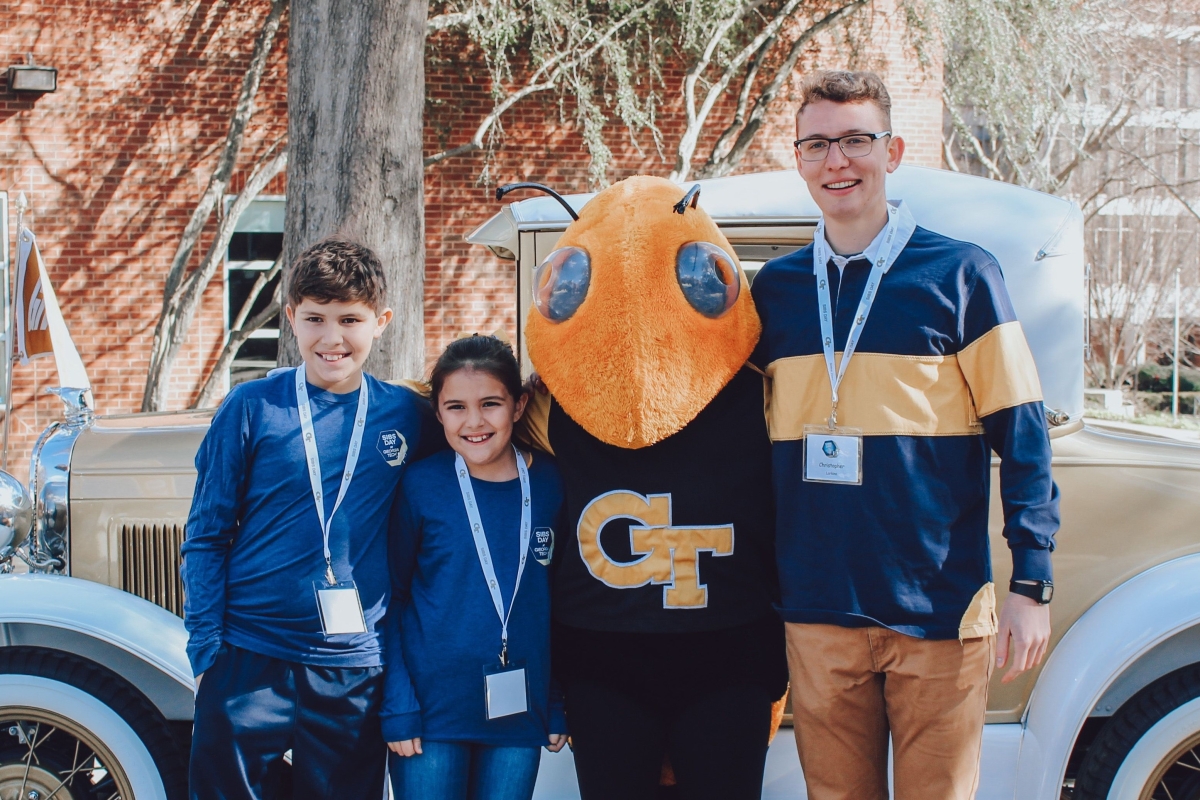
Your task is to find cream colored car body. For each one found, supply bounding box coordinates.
[1,166,1198,800]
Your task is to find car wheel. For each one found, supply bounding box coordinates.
[1074,663,1200,800]
[0,646,188,800]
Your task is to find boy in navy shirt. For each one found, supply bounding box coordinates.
[181,237,437,799]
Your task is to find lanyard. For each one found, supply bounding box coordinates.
[295,365,369,585]
[455,446,531,666]
[812,202,914,428]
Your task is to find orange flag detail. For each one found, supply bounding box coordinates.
[15,228,53,362]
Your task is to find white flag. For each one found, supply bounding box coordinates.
[15,226,91,391]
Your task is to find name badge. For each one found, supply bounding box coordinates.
[314,581,368,636]
[803,425,863,485]
[483,663,528,720]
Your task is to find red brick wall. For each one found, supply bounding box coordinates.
[1,0,939,471]
[0,0,287,467]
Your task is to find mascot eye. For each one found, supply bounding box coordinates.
[533,246,591,322]
[676,242,740,318]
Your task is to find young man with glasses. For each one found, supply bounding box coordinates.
[750,70,1060,799]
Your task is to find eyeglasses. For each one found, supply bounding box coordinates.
[793,132,891,162]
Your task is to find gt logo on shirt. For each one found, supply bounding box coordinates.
[577,490,734,609]
[377,430,408,467]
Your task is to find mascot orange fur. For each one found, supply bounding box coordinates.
[507,176,788,800]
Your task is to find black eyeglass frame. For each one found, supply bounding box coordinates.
[793,131,892,161]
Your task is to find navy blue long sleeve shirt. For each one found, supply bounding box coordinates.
[751,224,1060,640]
[381,449,567,746]
[181,370,437,677]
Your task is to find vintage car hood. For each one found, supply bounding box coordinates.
[69,409,213,500]
[1060,422,1200,467]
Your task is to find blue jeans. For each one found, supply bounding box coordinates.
[388,741,541,800]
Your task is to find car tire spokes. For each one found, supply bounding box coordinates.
[2,714,126,800]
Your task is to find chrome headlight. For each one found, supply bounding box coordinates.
[0,470,33,555]
[38,478,68,560]
[27,398,90,573]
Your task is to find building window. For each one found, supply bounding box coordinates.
[225,197,283,388]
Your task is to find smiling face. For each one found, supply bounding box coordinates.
[436,368,529,481]
[795,99,904,229]
[285,297,393,393]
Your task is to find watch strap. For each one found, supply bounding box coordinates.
[1009,579,1053,604]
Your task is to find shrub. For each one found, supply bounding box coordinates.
[1136,363,1200,393]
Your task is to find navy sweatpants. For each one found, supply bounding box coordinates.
[190,643,387,800]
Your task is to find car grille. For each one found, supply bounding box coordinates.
[118,521,185,618]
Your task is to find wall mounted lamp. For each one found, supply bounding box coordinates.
[7,54,57,93]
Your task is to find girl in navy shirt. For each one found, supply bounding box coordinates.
[383,335,567,800]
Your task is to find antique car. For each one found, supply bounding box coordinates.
[1,165,1198,800]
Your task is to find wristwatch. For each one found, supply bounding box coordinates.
[1009,579,1054,604]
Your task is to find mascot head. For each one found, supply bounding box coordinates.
[515,175,760,449]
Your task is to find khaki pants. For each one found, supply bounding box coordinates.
[785,623,995,800]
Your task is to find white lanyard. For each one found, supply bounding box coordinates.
[455,446,531,666]
[295,365,369,585]
[812,202,914,427]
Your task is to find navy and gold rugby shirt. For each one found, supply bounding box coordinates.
[751,224,1060,641]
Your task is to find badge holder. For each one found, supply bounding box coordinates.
[314,580,368,636]
[483,659,528,720]
[803,423,863,485]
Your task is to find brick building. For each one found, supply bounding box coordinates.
[0,0,941,466]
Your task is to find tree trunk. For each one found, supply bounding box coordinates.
[278,0,427,380]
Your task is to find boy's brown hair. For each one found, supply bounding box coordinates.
[286,236,388,312]
[796,70,892,128]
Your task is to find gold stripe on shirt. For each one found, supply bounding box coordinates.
[764,352,983,439]
[957,321,1043,418]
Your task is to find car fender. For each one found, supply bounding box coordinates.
[0,573,194,719]
[1015,553,1200,800]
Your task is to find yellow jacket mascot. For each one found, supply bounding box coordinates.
[506,176,788,800]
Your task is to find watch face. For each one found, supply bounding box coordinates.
[1041,584,1054,603]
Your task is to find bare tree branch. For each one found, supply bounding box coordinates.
[422,0,657,169]
[428,10,474,34]
[695,0,870,179]
[705,32,776,166]
[143,0,287,411]
[1128,151,1200,226]
[192,257,283,409]
[672,0,806,181]
[145,145,288,411]
[944,99,1007,181]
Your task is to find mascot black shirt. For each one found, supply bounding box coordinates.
[524,366,778,634]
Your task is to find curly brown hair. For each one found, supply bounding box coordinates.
[286,236,388,312]
[796,70,892,129]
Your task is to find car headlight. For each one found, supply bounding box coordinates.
[38,478,68,559]
[0,470,33,555]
